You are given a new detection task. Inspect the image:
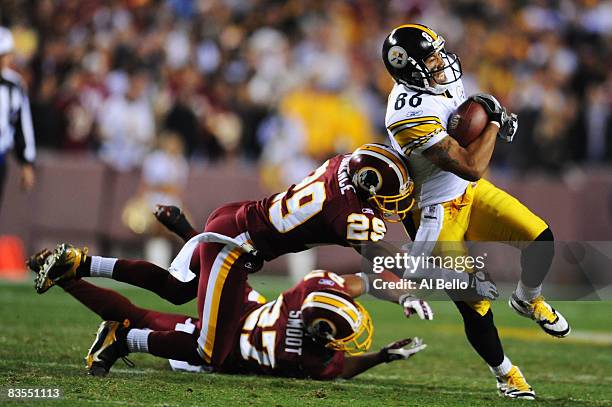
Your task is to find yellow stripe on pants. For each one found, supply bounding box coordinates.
[199,247,242,363]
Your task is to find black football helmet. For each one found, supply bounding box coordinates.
[382,24,462,94]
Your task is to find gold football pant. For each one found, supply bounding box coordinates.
[411,179,549,315]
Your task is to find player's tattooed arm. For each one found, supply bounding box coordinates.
[423,123,499,181]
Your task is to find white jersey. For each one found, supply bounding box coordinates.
[385,81,468,208]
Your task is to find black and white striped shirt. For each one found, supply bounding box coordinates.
[0,68,35,164]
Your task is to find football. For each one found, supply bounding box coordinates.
[447,99,489,147]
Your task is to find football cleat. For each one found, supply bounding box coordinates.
[26,248,53,274]
[85,320,133,377]
[34,243,88,294]
[496,365,536,400]
[509,294,570,338]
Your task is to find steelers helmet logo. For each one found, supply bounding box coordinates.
[387,45,408,68]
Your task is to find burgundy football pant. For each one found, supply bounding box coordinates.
[95,202,263,367]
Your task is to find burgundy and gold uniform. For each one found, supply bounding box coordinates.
[195,154,387,365]
[224,270,352,379]
[238,153,388,260]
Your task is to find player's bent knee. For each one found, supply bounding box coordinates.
[534,227,554,242]
[455,301,493,324]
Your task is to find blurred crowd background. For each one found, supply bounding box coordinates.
[1,0,610,185]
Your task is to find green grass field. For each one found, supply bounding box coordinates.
[1,276,611,406]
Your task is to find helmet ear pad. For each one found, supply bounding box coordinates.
[307,318,338,344]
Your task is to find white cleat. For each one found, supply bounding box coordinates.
[496,365,536,400]
[509,294,570,338]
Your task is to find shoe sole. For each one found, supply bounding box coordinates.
[34,250,63,294]
[88,363,109,377]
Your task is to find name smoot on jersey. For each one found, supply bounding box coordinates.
[385,79,469,207]
[234,271,348,379]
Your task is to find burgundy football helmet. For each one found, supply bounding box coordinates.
[348,143,414,222]
[301,290,373,355]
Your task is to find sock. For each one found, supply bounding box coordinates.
[126,329,151,353]
[490,355,513,377]
[520,228,554,287]
[455,302,505,367]
[515,280,542,302]
[89,256,117,278]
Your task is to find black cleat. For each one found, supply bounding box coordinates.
[85,320,132,377]
[34,243,88,294]
[27,248,53,274]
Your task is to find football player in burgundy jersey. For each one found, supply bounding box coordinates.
[33,143,435,375]
[28,250,427,379]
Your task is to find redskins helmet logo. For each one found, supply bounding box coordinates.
[355,167,382,194]
[387,45,408,68]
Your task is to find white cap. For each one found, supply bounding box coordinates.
[0,26,14,55]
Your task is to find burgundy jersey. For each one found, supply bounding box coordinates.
[238,154,387,260]
[229,271,352,379]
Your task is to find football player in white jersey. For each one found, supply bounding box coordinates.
[381,24,570,400]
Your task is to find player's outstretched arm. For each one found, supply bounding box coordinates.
[423,122,499,182]
[340,337,427,379]
[344,271,434,320]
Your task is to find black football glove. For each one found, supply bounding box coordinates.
[470,93,518,143]
[380,337,427,363]
[468,270,499,300]
[154,205,197,242]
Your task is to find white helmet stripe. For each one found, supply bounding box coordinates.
[358,149,404,185]
[301,302,359,331]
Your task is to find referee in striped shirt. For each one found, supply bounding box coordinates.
[0,26,36,208]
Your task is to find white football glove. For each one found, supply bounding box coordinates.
[498,112,518,143]
[469,271,499,300]
[399,294,434,320]
[381,337,427,363]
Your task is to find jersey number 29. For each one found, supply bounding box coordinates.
[269,161,329,233]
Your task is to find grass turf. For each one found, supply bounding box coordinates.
[1,276,611,406]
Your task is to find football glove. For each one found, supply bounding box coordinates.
[470,93,518,143]
[498,112,518,143]
[380,337,427,363]
[470,93,504,124]
[469,271,499,300]
[154,204,197,241]
[399,294,434,320]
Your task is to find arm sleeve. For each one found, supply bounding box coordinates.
[307,351,345,380]
[387,115,447,156]
[12,89,36,164]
